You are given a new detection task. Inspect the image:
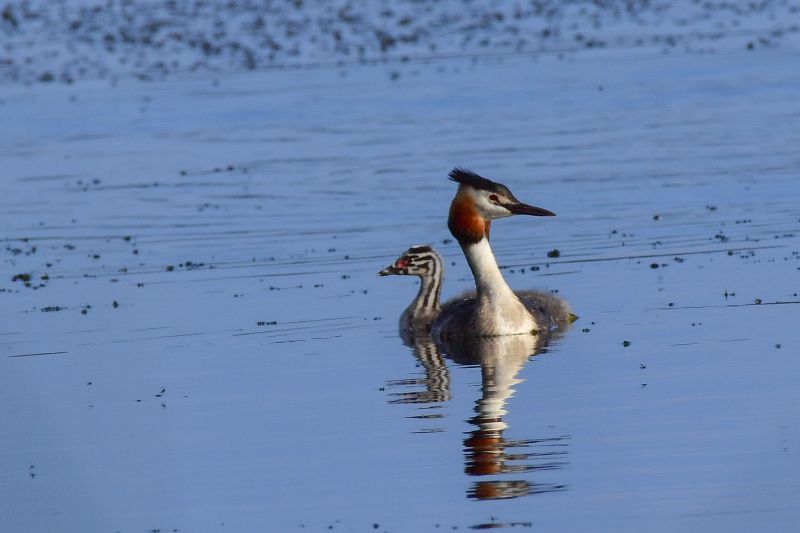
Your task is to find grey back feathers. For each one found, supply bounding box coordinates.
[515,290,575,329]
[435,289,573,340]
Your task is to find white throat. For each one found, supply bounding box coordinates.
[463,238,516,302]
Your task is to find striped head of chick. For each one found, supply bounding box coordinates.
[378,245,442,277]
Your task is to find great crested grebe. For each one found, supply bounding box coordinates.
[432,167,573,339]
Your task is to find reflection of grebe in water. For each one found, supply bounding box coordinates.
[447,334,568,500]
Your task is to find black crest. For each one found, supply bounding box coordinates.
[448,167,506,195]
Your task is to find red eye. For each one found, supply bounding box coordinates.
[395,258,409,268]
[489,194,499,203]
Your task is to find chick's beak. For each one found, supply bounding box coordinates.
[378,265,399,276]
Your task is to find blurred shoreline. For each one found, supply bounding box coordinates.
[1,0,798,85]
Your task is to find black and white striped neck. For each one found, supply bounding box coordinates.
[400,250,443,328]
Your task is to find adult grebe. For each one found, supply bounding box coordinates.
[432,168,572,339]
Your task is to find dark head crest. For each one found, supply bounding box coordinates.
[448,167,506,195]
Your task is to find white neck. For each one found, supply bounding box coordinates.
[462,238,517,303]
[461,237,539,335]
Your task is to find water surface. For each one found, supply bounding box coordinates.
[1,49,799,532]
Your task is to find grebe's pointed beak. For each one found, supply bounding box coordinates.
[505,201,556,217]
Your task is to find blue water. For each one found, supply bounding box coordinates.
[1,49,799,532]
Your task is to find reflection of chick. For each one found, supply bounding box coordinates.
[385,337,451,405]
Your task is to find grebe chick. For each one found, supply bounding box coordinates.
[432,168,572,339]
[378,245,444,336]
